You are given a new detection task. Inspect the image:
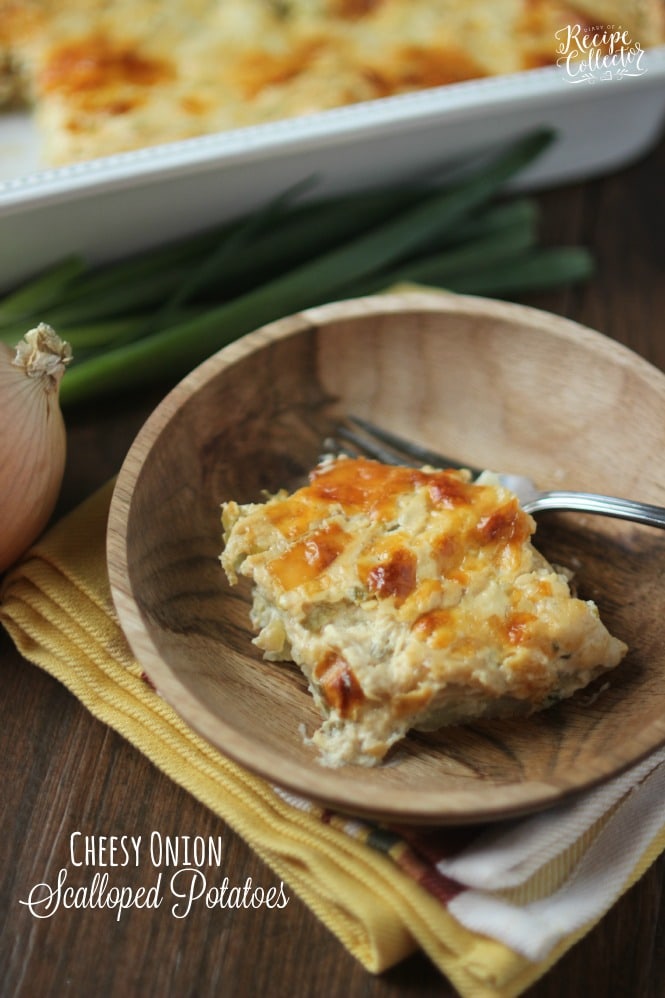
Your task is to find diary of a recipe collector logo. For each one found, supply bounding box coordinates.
[555,24,648,82]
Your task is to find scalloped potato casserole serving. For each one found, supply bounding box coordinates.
[221,455,627,767]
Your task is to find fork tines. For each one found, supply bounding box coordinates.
[327,415,476,473]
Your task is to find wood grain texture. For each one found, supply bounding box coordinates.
[108,292,665,823]
[2,133,665,998]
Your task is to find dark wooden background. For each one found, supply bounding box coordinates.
[1,129,664,998]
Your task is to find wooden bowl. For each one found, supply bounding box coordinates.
[108,291,665,824]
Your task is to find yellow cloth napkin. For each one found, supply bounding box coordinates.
[2,482,664,998]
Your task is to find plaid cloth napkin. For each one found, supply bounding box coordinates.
[2,481,664,998]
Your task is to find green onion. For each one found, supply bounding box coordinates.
[1,128,595,408]
[443,247,595,296]
[59,130,557,405]
[146,176,317,334]
[65,230,224,300]
[341,219,538,297]
[42,267,195,327]
[185,187,429,298]
[0,256,86,326]
[415,197,539,252]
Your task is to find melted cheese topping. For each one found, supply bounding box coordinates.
[1,0,663,163]
[221,455,627,767]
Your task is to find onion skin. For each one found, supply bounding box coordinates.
[0,324,72,573]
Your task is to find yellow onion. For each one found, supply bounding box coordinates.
[0,323,72,572]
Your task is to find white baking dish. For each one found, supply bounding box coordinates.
[1,47,664,293]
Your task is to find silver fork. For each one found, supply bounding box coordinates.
[330,415,665,530]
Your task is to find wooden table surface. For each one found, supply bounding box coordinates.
[1,131,664,998]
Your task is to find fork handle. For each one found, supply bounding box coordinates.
[524,490,665,529]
